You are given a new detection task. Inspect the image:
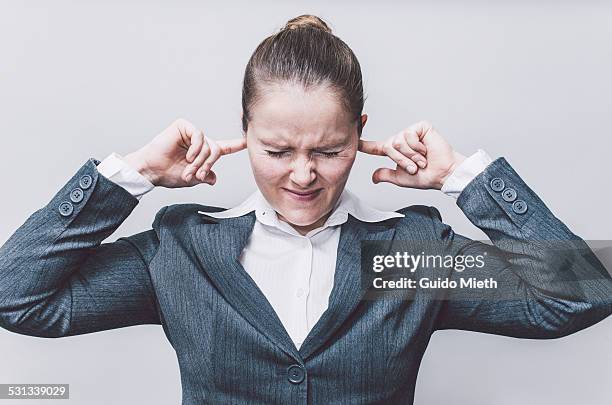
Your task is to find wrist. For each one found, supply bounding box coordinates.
[437,151,467,189]
[124,149,158,185]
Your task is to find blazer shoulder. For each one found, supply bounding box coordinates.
[152,203,228,230]
[396,204,443,223]
[393,204,448,239]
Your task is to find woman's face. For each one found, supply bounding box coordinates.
[245,82,366,235]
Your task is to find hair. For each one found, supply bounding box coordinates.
[241,14,365,136]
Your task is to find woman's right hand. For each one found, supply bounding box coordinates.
[123,119,247,188]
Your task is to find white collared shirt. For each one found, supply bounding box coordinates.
[97,149,492,348]
[201,187,404,348]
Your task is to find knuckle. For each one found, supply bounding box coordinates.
[404,131,418,141]
[195,152,209,165]
[174,117,188,127]
[204,138,215,152]
[203,159,214,170]
[201,140,210,153]
[192,155,204,166]
[391,138,404,149]
[197,143,209,155]
[419,120,433,129]
[210,147,221,159]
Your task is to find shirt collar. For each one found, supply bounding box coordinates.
[199,187,404,233]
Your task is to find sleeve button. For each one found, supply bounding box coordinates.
[502,188,517,202]
[490,178,505,192]
[79,175,93,189]
[512,200,528,214]
[70,188,84,203]
[59,201,74,217]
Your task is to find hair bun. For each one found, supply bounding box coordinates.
[283,14,332,34]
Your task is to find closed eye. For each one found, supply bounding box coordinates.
[265,150,340,158]
[266,150,289,158]
[317,151,340,158]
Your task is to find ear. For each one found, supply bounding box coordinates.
[241,111,247,137]
[360,113,368,129]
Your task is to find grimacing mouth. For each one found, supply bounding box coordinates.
[283,188,322,196]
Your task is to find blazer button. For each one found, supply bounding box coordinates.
[59,201,74,217]
[490,178,505,192]
[502,187,517,202]
[70,188,84,203]
[512,200,528,214]
[287,365,305,384]
[79,175,93,190]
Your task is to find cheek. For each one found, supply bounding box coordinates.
[250,156,287,184]
[317,156,355,180]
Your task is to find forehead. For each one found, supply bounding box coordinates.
[248,82,355,148]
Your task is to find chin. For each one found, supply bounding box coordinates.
[278,210,322,227]
[283,215,319,227]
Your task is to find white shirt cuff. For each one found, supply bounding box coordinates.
[96,152,155,200]
[441,149,493,199]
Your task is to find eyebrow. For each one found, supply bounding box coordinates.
[259,138,349,150]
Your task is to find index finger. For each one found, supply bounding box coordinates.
[218,137,247,155]
[358,139,386,156]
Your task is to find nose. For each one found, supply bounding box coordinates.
[289,155,316,188]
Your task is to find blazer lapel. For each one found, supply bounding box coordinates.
[189,211,301,361]
[298,214,397,360]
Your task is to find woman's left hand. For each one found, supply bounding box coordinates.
[358,121,466,190]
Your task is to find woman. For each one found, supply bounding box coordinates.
[0,14,610,404]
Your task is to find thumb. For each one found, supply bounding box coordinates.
[189,169,217,186]
[372,168,402,185]
[202,169,217,185]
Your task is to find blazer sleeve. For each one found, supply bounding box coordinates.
[0,158,164,338]
[432,157,612,338]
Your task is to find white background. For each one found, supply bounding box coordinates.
[1,1,610,404]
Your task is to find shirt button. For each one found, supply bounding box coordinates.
[512,200,528,214]
[490,178,505,192]
[70,188,84,203]
[296,288,305,298]
[79,175,93,190]
[502,187,517,202]
[287,365,305,384]
[58,201,74,217]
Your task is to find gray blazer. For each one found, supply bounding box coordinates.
[1,157,610,404]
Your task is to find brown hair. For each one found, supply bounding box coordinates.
[241,14,365,136]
